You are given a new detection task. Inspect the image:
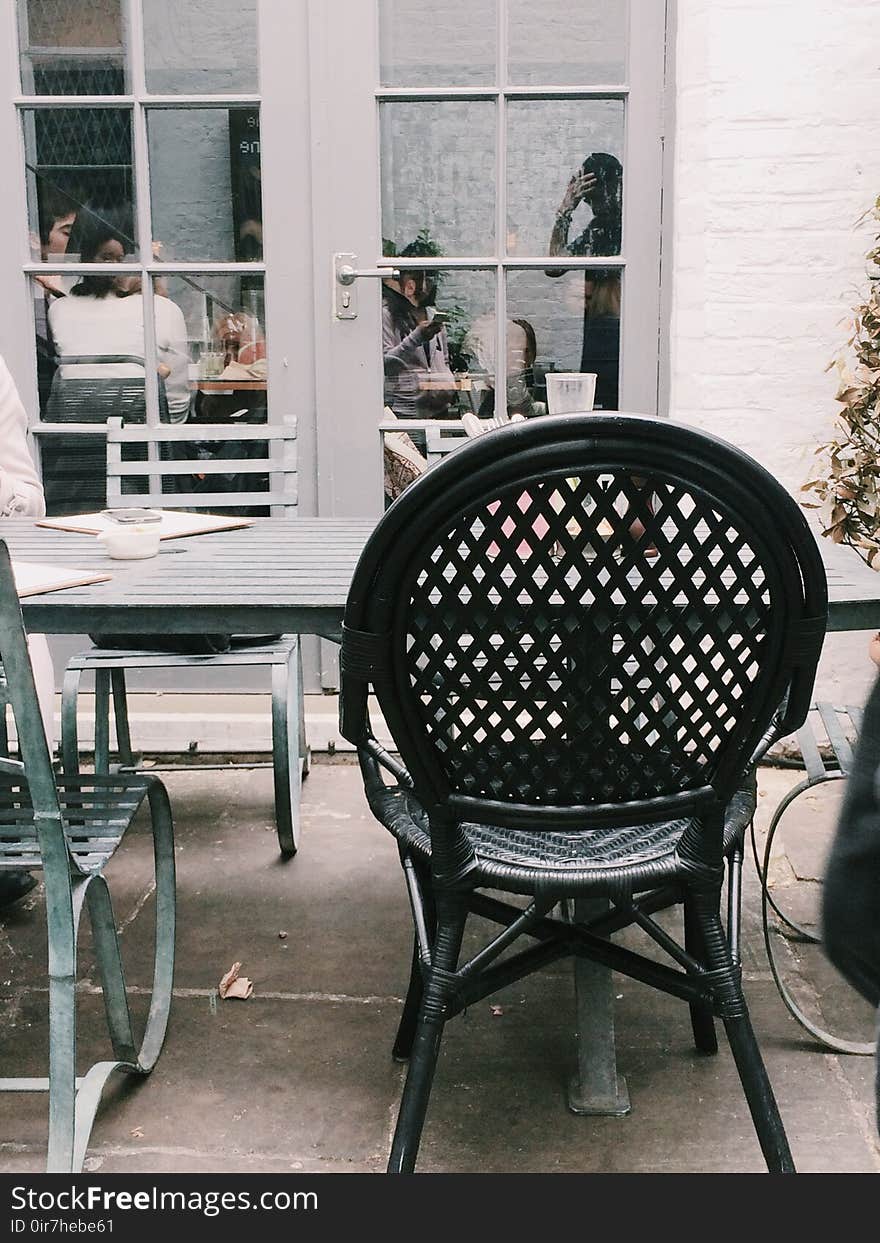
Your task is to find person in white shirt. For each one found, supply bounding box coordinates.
[48,209,191,422]
[0,352,55,908]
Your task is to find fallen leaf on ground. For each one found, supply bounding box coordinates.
[218,961,254,1000]
[130,1127,144,1139]
[490,1005,504,1016]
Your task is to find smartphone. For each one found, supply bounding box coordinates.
[431,311,449,324]
[102,508,162,524]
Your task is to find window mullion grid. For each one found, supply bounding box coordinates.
[495,0,508,421]
[124,2,162,502]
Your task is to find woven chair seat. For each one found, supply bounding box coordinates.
[0,774,152,875]
[371,772,757,896]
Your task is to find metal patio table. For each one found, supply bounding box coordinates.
[4,516,880,1114]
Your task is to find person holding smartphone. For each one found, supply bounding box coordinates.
[381,239,458,449]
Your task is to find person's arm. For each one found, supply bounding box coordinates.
[156,299,192,422]
[0,355,45,518]
[382,301,440,374]
[547,169,598,276]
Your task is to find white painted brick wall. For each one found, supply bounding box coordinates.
[670,0,880,702]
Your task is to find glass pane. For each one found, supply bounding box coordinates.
[143,0,259,94]
[378,0,496,87]
[165,270,267,418]
[17,0,127,95]
[35,272,268,513]
[507,268,621,411]
[23,108,136,263]
[382,268,494,430]
[165,272,268,516]
[36,279,152,515]
[506,99,624,258]
[381,102,495,256]
[507,0,627,85]
[148,108,262,263]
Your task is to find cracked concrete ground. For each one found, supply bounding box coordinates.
[0,759,877,1175]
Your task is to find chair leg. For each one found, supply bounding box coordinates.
[392,938,425,1063]
[388,905,466,1174]
[297,642,310,779]
[61,667,84,775]
[689,887,795,1173]
[393,859,436,1062]
[684,896,718,1054]
[271,653,301,857]
[94,670,111,775]
[109,669,135,768]
[71,781,176,1171]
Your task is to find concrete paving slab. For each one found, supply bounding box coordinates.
[0,993,401,1172]
[0,760,877,1175]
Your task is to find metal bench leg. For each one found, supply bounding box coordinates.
[94,670,111,775]
[109,669,135,768]
[46,970,77,1173]
[61,667,84,775]
[88,794,175,1071]
[271,650,301,857]
[44,874,82,1173]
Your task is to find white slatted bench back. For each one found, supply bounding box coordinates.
[105,417,297,516]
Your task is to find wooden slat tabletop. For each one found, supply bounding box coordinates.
[1,518,376,642]
[1,517,879,641]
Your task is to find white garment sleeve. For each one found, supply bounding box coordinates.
[0,354,45,519]
[156,297,192,422]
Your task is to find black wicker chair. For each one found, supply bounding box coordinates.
[339,413,828,1173]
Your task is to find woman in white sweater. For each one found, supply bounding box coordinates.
[0,352,54,908]
[48,211,191,422]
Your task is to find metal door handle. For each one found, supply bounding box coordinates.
[336,262,399,286]
[333,252,399,319]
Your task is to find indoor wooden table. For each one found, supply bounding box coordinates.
[4,516,880,1114]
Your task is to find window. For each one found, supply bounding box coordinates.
[16,0,267,514]
[375,0,664,425]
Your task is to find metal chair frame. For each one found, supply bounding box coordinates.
[340,413,828,1173]
[60,416,309,857]
[0,541,176,1172]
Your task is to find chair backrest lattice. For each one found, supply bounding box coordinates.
[105,416,298,516]
[342,414,828,835]
[41,356,170,513]
[45,355,170,425]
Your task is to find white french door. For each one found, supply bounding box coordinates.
[293,0,669,524]
[260,0,670,689]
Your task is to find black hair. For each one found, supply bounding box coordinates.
[579,153,623,255]
[37,186,78,248]
[511,317,537,371]
[581,152,623,192]
[69,203,135,298]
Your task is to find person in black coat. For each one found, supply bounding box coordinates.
[822,632,880,1132]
